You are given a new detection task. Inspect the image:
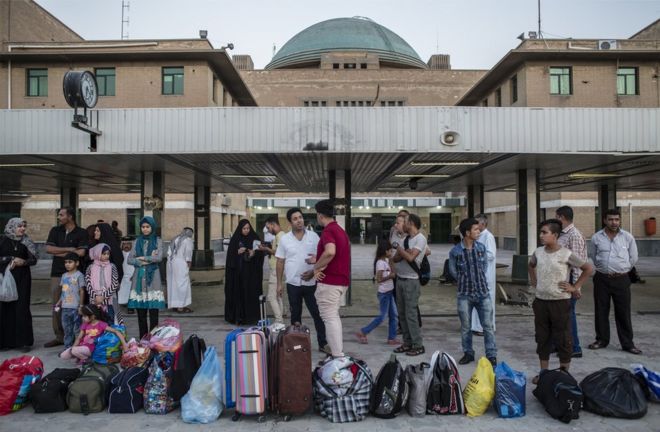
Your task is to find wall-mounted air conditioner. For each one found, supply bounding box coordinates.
[598,40,617,50]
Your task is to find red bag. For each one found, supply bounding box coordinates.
[0,356,44,415]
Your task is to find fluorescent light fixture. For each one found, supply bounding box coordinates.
[251,189,289,192]
[567,173,622,179]
[100,183,141,186]
[242,183,285,186]
[410,161,479,166]
[0,163,55,167]
[503,188,517,192]
[222,175,276,178]
[394,174,450,178]
[7,190,46,194]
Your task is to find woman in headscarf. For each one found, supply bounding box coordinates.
[0,218,38,352]
[89,222,124,321]
[224,219,264,325]
[127,216,165,338]
[167,227,194,313]
[85,243,120,325]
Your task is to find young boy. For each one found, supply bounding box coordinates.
[55,252,86,349]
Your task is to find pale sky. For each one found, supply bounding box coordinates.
[37,0,659,70]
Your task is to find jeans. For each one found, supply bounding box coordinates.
[287,283,327,347]
[569,297,582,353]
[457,295,497,358]
[361,291,398,341]
[61,307,80,348]
[315,283,347,357]
[396,278,423,348]
[50,277,64,343]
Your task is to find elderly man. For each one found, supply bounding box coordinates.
[471,213,496,336]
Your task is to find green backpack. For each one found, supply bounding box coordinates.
[67,363,119,414]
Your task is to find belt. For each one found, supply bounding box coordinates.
[597,271,628,279]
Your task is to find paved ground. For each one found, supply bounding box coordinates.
[1,244,659,431]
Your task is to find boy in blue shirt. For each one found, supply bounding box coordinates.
[55,252,85,349]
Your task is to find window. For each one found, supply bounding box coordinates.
[380,100,405,106]
[360,63,367,69]
[162,67,184,95]
[333,63,340,69]
[304,100,326,107]
[510,74,518,103]
[344,63,356,69]
[550,67,572,95]
[495,88,502,107]
[26,69,48,96]
[126,208,141,238]
[95,68,115,96]
[617,67,638,95]
[337,100,372,107]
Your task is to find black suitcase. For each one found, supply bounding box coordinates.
[108,367,150,413]
[30,368,81,413]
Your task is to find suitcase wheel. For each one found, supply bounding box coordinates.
[232,413,240,422]
[258,415,266,423]
[283,414,292,422]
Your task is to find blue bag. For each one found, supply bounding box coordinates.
[632,364,660,402]
[181,346,224,424]
[494,362,526,418]
[92,325,126,364]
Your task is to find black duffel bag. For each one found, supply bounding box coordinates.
[30,368,81,413]
[580,367,648,419]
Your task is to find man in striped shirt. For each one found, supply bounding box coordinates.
[555,206,588,358]
[449,218,497,366]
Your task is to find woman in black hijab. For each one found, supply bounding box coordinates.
[224,219,264,325]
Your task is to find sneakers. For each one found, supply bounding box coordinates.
[44,339,63,348]
[458,353,475,365]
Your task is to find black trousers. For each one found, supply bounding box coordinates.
[593,272,635,349]
[286,284,327,347]
[137,309,159,339]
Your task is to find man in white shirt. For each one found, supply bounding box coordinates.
[471,214,497,335]
[276,207,329,354]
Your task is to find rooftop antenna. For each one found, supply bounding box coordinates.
[272,43,276,58]
[537,0,542,38]
[121,0,130,40]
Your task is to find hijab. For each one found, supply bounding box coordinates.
[171,227,194,256]
[226,219,258,267]
[134,216,159,287]
[3,217,38,257]
[89,243,112,292]
[92,222,123,271]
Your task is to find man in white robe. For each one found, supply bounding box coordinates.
[167,227,194,312]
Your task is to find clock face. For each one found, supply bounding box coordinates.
[80,72,98,108]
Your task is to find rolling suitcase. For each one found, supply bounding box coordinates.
[270,323,312,421]
[224,328,245,409]
[232,297,269,422]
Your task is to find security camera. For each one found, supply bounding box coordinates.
[409,179,418,190]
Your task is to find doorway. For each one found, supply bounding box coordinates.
[429,213,452,243]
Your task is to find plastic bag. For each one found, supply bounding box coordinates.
[462,357,495,417]
[0,266,18,302]
[120,338,152,368]
[580,367,647,419]
[142,319,183,353]
[494,362,526,418]
[632,364,660,402]
[92,325,126,364]
[181,346,223,424]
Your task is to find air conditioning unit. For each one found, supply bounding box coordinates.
[598,40,617,50]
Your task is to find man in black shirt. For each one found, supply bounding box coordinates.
[44,207,89,348]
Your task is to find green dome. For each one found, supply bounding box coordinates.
[266,17,426,69]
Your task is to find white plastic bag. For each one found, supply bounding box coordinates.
[181,346,224,423]
[0,266,18,302]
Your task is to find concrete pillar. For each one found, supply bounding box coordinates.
[598,182,617,228]
[517,169,539,256]
[467,184,484,216]
[329,169,352,305]
[141,171,164,237]
[192,175,213,269]
[60,186,79,216]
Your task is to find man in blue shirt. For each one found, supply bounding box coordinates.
[449,217,497,366]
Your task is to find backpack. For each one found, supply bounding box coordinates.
[108,367,150,413]
[144,352,176,414]
[0,356,44,415]
[533,369,583,423]
[30,368,80,413]
[370,354,409,418]
[170,334,206,401]
[67,363,119,414]
[426,351,465,415]
[313,357,373,423]
[580,367,648,419]
[405,362,431,417]
[404,236,431,286]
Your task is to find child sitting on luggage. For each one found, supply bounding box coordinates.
[55,252,85,349]
[528,219,593,384]
[60,304,127,364]
[85,243,120,324]
[355,239,400,345]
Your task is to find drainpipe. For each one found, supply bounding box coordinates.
[7,45,11,109]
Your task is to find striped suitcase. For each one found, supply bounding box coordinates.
[232,328,268,421]
[224,328,245,409]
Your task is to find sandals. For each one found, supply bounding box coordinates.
[355,332,368,344]
[393,344,412,353]
[406,346,426,357]
[177,307,194,314]
[588,341,607,350]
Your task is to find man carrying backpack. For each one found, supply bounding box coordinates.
[449,218,497,366]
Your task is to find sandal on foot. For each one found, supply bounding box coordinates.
[406,346,426,356]
[355,332,368,344]
[393,344,412,353]
[532,375,540,385]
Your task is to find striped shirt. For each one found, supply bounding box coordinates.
[448,240,489,298]
[558,224,587,282]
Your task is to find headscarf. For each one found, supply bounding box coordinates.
[92,222,123,272]
[134,216,159,288]
[3,217,38,257]
[89,243,113,293]
[170,227,194,257]
[226,219,258,268]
